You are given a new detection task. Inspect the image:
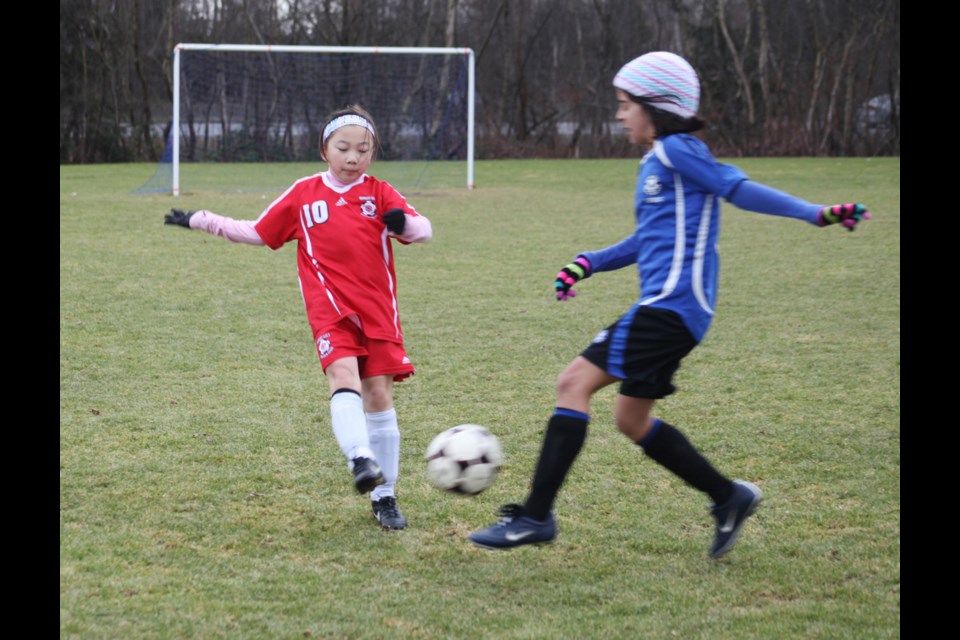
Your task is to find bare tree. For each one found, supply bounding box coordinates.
[60,0,900,163]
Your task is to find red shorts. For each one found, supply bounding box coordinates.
[314,319,415,382]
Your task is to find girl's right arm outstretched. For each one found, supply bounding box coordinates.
[164,208,266,246]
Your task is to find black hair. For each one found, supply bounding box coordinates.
[629,94,704,136]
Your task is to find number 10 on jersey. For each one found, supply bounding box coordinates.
[302,201,329,227]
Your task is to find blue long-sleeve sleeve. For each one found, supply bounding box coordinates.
[727,180,822,225]
[579,234,640,274]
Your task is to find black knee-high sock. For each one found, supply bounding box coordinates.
[639,419,733,505]
[523,409,589,521]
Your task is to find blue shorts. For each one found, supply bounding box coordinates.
[580,306,697,399]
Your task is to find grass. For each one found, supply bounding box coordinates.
[61,157,900,639]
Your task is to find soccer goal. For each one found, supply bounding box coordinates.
[137,43,475,195]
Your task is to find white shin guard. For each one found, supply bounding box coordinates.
[329,390,374,467]
[366,408,400,500]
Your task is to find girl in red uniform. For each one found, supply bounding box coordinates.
[165,105,432,530]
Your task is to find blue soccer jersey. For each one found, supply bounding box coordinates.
[581,134,821,342]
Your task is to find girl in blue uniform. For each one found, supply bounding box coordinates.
[469,51,870,557]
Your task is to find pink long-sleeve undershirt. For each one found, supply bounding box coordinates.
[188,209,265,245]
[395,214,432,243]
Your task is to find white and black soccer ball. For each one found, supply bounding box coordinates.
[424,424,503,495]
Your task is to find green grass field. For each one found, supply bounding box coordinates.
[61,157,900,639]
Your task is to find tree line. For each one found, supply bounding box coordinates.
[60,0,900,163]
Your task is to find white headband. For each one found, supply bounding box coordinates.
[322,114,376,143]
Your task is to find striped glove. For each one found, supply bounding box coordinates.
[554,256,592,301]
[817,203,871,231]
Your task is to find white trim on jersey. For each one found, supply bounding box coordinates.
[321,171,367,194]
[298,200,315,256]
[692,195,715,316]
[641,171,685,307]
[298,201,344,316]
[378,227,402,339]
[642,140,715,317]
[653,140,673,169]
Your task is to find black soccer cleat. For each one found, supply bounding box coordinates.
[372,496,407,530]
[468,503,556,550]
[709,480,763,559]
[351,456,386,494]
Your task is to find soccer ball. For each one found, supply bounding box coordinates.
[424,424,503,495]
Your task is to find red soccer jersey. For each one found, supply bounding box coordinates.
[254,172,423,343]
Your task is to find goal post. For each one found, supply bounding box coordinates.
[168,43,475,195]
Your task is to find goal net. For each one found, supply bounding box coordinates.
[135,44,475,195]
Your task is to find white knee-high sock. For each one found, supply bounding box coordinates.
[329,390,374,468]
[367,408,400,500]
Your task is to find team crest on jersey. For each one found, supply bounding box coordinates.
[359,196,377,218]
[643,175,662,196]
[591,329,609,344]
[317,333,333,358]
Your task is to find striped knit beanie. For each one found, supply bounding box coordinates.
[612,52,700,119]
